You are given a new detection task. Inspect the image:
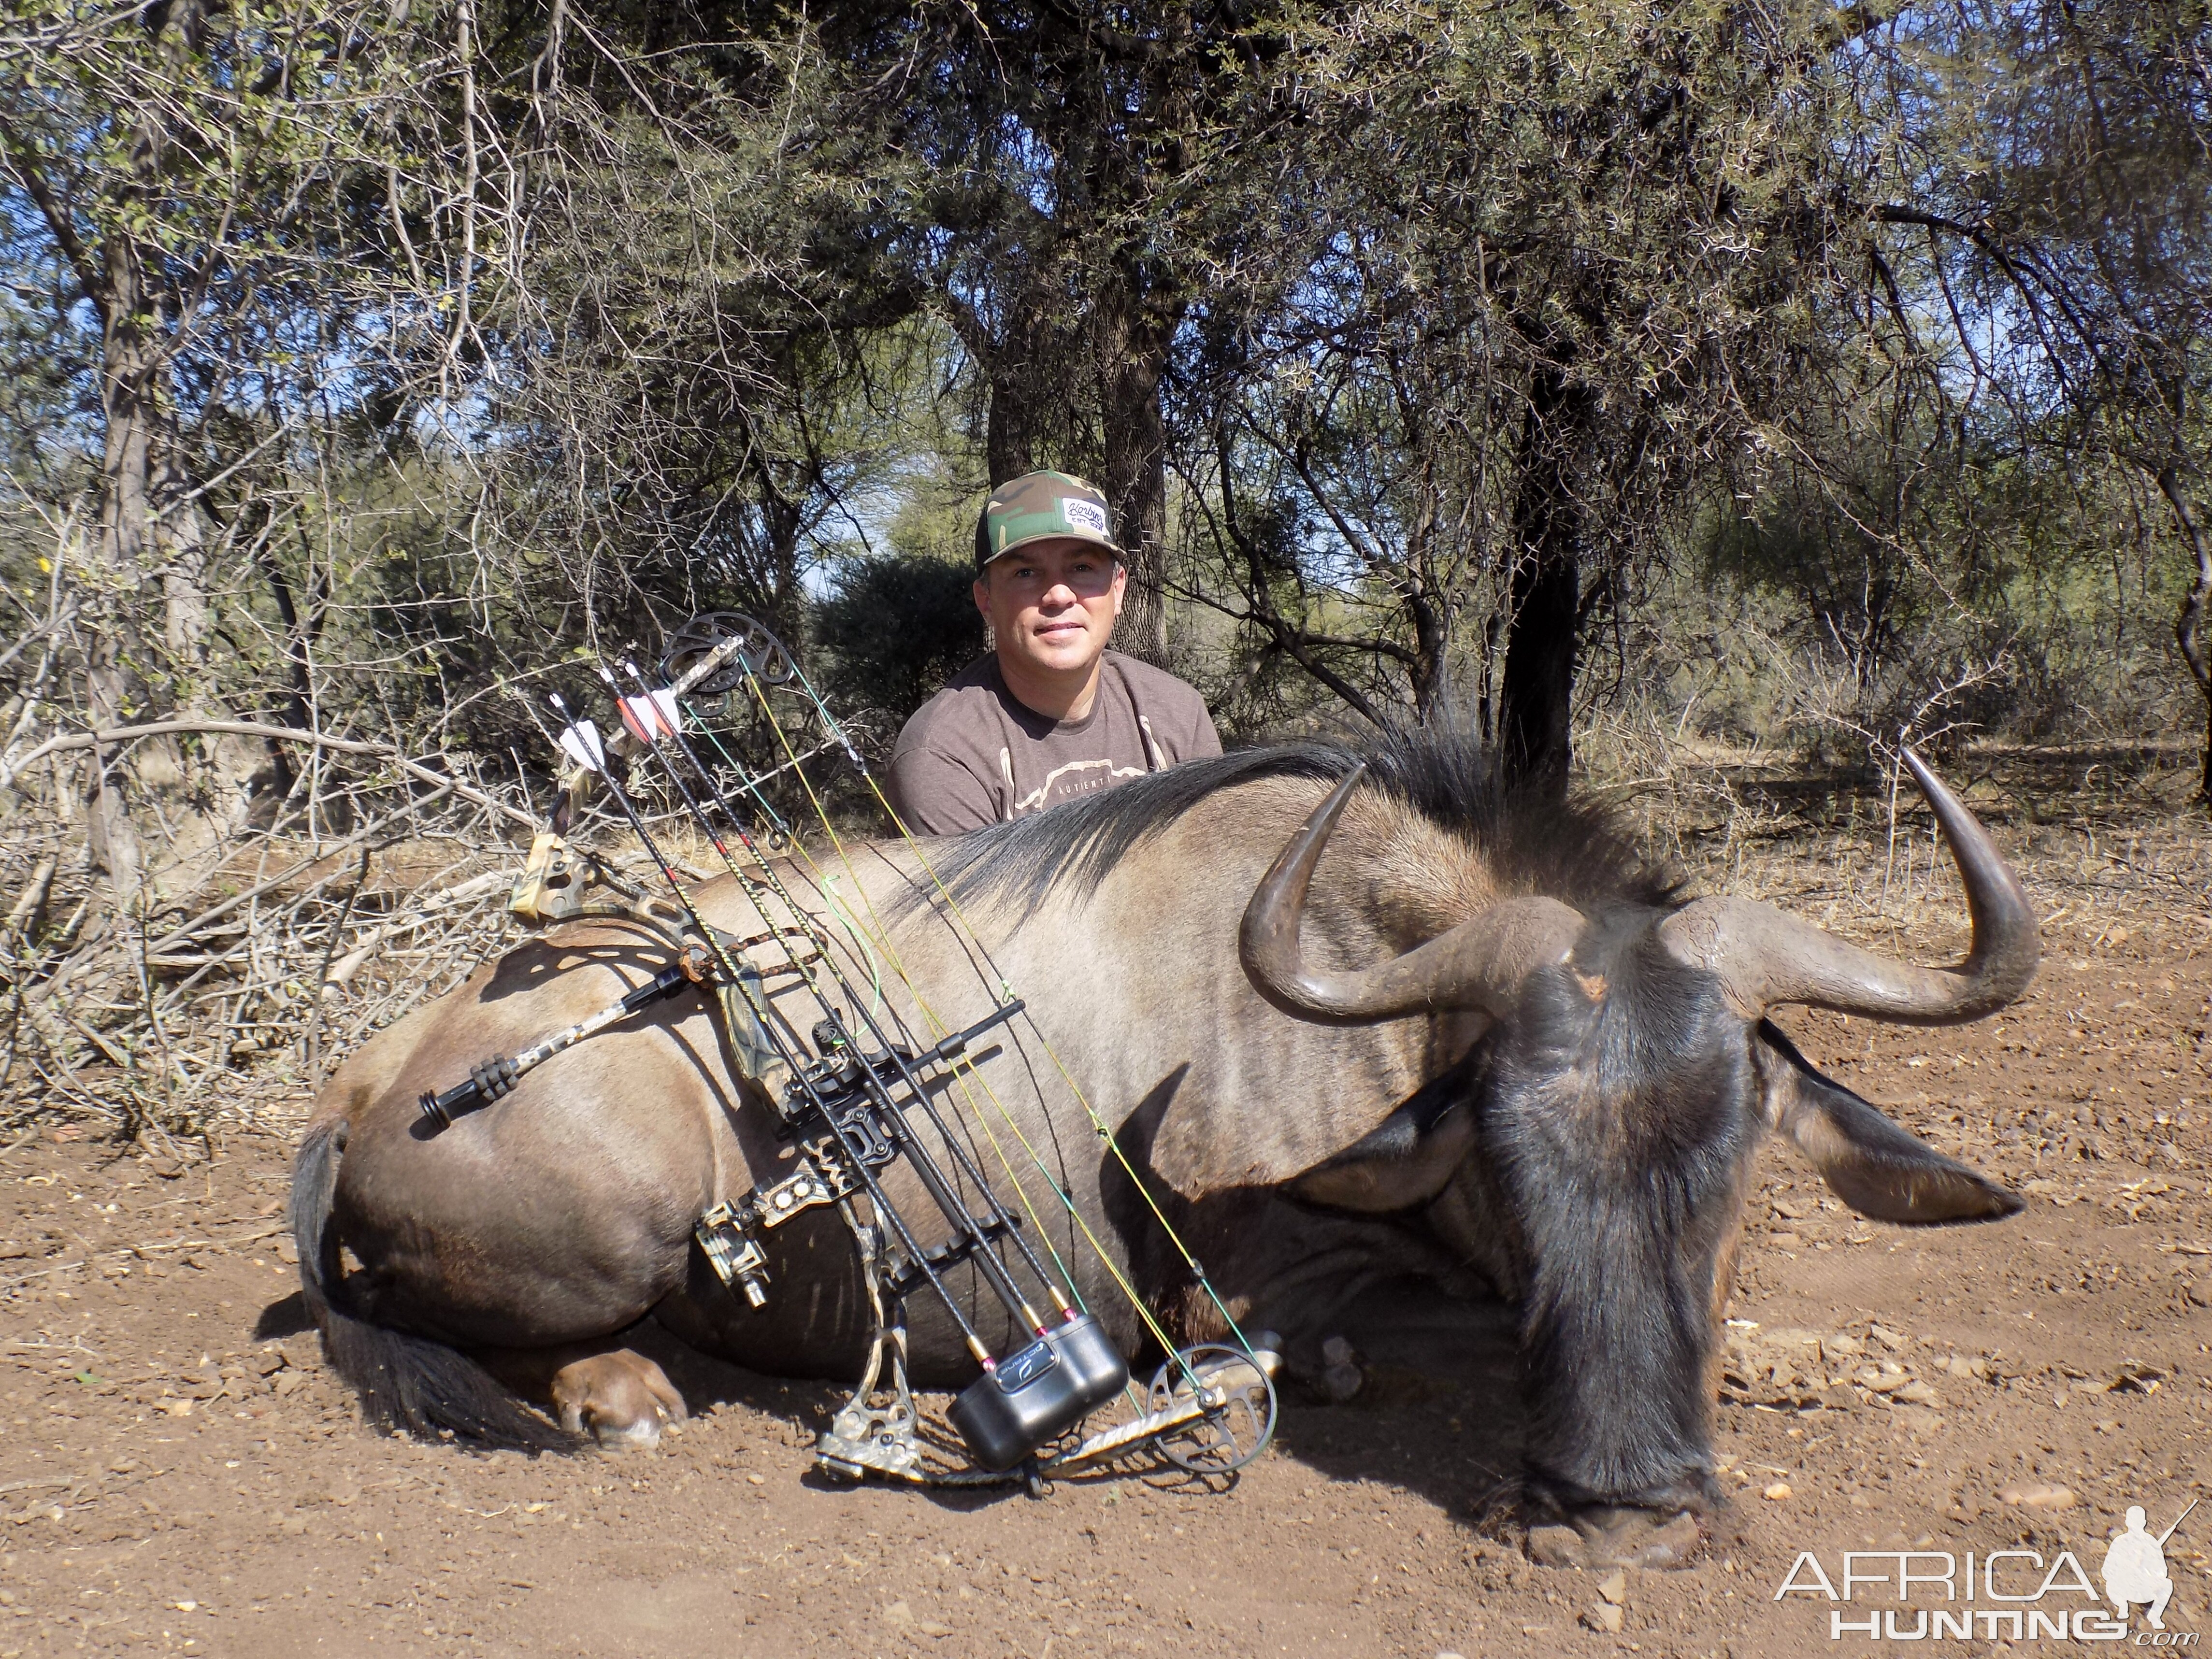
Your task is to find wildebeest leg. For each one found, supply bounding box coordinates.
[474,1343,689,1452]
[294,1116,583,1452]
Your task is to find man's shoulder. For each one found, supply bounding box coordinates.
[1101,650,1209,712]
[893,657,1008,757]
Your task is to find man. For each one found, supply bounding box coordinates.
[2101,1505,2178,1630]
[888,470,1221,835]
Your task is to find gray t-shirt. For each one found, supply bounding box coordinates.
[887,652,1222,835]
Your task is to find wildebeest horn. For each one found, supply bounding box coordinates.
[1240,764,1584,1025]
[1657,748,2038,1024]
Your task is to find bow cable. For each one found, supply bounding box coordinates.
[549,692,1005,1368]
[729,661,1265,1373]
[604,658,1075,1333]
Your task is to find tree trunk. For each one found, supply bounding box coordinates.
[155,437,212,708]
[1497,368,1587,796]
[84,229,164,917]
[1096,286,1177,669]
[2157,466,2212,808]
[986,372,1037,487]
[1401,494,1449,721]
[968,283,1073,489]
[74,1,227,915]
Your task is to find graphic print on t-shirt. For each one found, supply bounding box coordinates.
[999,750,1148,817]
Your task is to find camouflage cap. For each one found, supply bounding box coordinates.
[973,470,1120,571]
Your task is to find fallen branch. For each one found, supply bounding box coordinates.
[0,720,538,832]
[141,782,460,960]
[322,869,511,986]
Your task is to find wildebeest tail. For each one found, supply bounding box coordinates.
[291,1119,578,1453]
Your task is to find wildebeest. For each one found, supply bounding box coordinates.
[292,729,2033,1566]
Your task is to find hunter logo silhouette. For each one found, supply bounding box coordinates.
[2103,1500,2195,1630]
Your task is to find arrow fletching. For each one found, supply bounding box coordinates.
[556,717,607,774]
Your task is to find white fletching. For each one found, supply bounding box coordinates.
[618,687,681,744]
[557,719,607,774]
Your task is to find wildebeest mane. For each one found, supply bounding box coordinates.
[925,724,1681,915]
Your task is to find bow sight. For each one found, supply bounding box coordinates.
[414,612,1278,1487]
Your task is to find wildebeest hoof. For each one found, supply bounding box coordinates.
[1318,1336,1364,1403]
[1527,1508,1701,1571]
[550,1349,688,1453]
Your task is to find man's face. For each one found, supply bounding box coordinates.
[974,539,1125,683]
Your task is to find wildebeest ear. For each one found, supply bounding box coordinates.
[1286,1092,1479,1215]
[1755,1021,2022,1225]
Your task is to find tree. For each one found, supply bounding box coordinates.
[1172,0,1885,785]
[1851,0,2212,801]
[801,0,1291,667]
[0,0,465,909]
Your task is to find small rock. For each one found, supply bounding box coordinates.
[882,1600,913,1626]
[1997,1482,2076,1511]
[1763,1483,1793,1501]
[1320,1362,1364,1403]
[916,1620,953,1638]
[1867,1323,1907,1351]
[1821,1334,1865,1360]
[1581,1602,1625,1634]
[1595,1569,1627,1605]
[1318,1335,1364,1400]
[2187,1280,2212,1309]
[1893,1380,1941,1408]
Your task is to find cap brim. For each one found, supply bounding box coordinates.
[977,530,1123,568]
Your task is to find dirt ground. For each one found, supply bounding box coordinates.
[3,762,2209,1659]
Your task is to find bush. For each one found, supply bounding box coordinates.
[811,552,986,726]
